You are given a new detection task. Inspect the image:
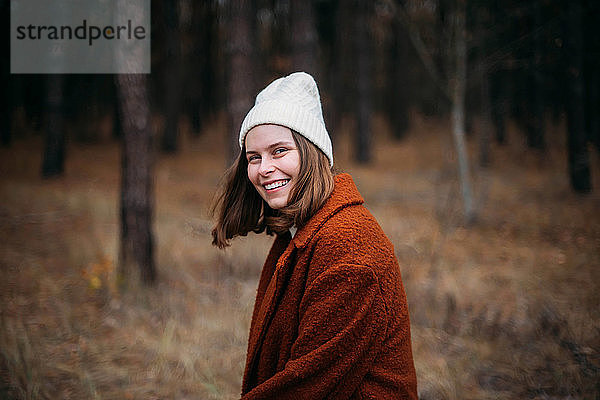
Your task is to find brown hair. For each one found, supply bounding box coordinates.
[211,130,334,249]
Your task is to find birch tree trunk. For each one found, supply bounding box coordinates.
[451,0,475,223]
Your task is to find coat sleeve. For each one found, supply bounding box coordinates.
[241,264,388,400]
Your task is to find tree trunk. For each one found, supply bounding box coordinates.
[451,0,475,223]
[472,4,492,166]
[1,76,9,146]
[0,103,8,147]
[290,0,319,77]
[389,14,410,139]
[528,0,545,149]
[354,0,372,163]
[329,0,354,140]
[116,74,156,285]
[478,63,492,168]
[584,0,600,151]
[565,0,591,193]
[586,56,600,151]
[225,0,255,164]
[188,1,215,136]
[41,75,65,178]
[161,0,182,153]
[114,0,156,286]
[1,0,9,147]
[490,69,508,144]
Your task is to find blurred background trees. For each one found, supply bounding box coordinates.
[8,1,599,166]
[4,0,600,283]
[5,0,597,181]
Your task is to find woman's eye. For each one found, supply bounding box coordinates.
[274,148,287,155]
[247,155,260,163]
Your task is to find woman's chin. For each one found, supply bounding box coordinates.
[266,199,286,210]
[264,193,288,209]
[263,187,292,209]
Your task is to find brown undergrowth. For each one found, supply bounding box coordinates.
[1,113,598,399]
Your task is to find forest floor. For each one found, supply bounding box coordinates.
[0,112,599,399]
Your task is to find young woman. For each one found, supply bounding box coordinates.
[213,72,417,399]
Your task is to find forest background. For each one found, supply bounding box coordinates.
[1,0,599,399]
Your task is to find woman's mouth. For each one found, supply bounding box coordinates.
[263,179,290,191]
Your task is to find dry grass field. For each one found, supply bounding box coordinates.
[1,113,599,399]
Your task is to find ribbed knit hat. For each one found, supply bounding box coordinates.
[239,72,333,166]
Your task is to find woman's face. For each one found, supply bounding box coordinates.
[245,124,300,210]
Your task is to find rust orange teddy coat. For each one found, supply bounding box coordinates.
[241,173,418,399]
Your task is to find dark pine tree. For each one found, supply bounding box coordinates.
[116,74,156,285]
[161,0,183,153]
[41,75,66,178]
[354,0,372,163]
[1,0,10,147]
[329,0,355,141]
[564,0,591,193]
[528,0,545,150]
[114,0,156,286]
[290,0,319,77]
[225,0,256,163]
[584,0,600,151]
[188,1,217,135]
[388,7,410,139]
[471,2,493,166]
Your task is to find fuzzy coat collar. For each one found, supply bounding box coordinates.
[292,173,364,248]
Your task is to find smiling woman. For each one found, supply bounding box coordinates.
[211,72,417,399]
[245,125,300,210]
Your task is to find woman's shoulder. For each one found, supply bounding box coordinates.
[299,203,400,302]
[322,202,385,240]
[310,203,396,265]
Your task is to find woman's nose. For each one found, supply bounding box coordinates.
[259,158,275,175]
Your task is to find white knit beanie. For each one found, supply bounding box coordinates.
[239,72,333,166]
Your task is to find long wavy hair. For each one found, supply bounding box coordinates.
[211,129,335,249]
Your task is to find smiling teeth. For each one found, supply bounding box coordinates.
[264,180,289,190]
